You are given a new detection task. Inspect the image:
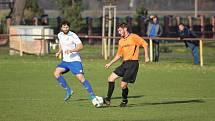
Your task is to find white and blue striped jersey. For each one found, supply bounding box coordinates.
[57,31,82,62]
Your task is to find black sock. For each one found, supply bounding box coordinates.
[107,82,115,101]
[122,87,129,101]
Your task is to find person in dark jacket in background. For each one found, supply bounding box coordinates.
[146,15,163,62]
[177,23,199,64]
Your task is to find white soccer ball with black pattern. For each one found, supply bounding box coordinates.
[92,96,103,108]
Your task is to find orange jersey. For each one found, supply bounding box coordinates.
[116,33,148,61]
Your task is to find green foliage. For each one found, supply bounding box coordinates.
[23,0,44,20]
[0,12,9,34]
[55,0,84,32]
[135,1,148,19]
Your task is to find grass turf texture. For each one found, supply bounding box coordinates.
[0,45,215,121]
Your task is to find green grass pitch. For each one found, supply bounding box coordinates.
[0,52,215,121]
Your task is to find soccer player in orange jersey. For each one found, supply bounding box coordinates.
[104,23,149,107]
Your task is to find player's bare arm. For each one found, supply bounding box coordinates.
[56,45,62,57]
[143,46,149,62]
[105,55,121,68]
[65,43,83,54]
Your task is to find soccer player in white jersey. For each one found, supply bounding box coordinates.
[54,20,96,102]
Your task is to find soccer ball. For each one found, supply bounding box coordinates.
[92,96,103,108]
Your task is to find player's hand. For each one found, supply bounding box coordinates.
[55,52,60,58]
[65,50,72,54]
[105,63,111,69]
[55,52,62,59]
[145,57,150,63]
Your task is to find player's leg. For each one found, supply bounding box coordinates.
[103,72,120,105]
[68,61,96,99]
[54,63,73,101]
[76,74,96,99]
[119,81,129,107]
[119,60,139,107]
[54,67,67,89]
[104,63,124,105]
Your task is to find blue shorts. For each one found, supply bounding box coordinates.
[57,61,84,75]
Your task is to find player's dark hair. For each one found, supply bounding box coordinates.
[178,23,185,27]
[60,20,70,27]
[117,23,128,29]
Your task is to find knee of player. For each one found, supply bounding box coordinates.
[54,71,61,78]
[108,75,115,82]
[108,76,112,82]
[76,74,85,82]
[120,83,128,89]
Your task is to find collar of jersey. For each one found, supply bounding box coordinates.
[60,31,73,36]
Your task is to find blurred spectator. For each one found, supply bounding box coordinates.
[32,17,38,25]
[41,14,49,25]
[6,16,12,33]
[177,23,199,64]
[146,15,163,62]
[21,18,27,25]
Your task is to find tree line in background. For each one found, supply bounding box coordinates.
[9,0,147,32]
[3,0,214,37]
[55,0,83,32]
[8,0,83,32]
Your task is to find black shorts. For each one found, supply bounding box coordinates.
[113,60,139,83]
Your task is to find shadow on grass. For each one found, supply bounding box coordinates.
[100,99,205,108]
[102,99,205,108]
[72,94,205,109]
[72,96,205,109]
[127,99,205,107]
[112,95,145,100]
